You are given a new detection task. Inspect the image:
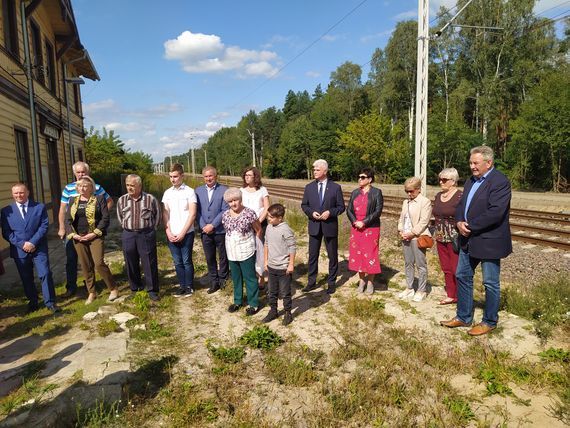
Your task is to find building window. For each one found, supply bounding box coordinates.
[2,0,19,60]
[15,129,34,198]
[30,20,44,84]
[77,148,84,161]
[45,40,56,94]
[73,83,80,114]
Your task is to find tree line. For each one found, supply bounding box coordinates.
[169,1,567,191]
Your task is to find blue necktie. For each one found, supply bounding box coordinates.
[319,182,324,205]
[21,204,27,217]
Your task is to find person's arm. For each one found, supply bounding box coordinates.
[172,201,196,242]
[285,226,296,275]
[209,196,229,230]
[362,188,383,226]
[1,210,24,249]
[411,197,432,236]
[252,219,262,238]
[301,185,315,219]
[92,196,109,238]
[467,177,511,235]
[346,191,357,224]
[320,183,345,220]
[162,202,176,241]
[58,201,68,239]
[258,194,270,223]
[151,195,161,230]
[264,240,269,272]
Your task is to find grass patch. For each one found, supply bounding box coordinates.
[0,370,58,417]
[130,319,172,342]
[75,399,120,427]
[206,341,246,364]
[443,396,476,425]
[265,344,324,386]
[344,296,395,324]
[501,274,570,341]
[284,207,307,236]
[539,348,570,364]
[239,326,283,350]
[97,319,121,337]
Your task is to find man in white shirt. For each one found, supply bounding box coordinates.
[162,164,197,297]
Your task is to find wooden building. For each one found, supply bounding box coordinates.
[0,0,98,254]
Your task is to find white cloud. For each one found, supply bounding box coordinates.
[83,98,118,115]
[105,121,154,133]
[164,30,280,77]
[124,138,137,147]
[393,9,417,20]
[360,29,393,43]
[322,34,339,42]
[210,111,230,120]
[305,70,321,78]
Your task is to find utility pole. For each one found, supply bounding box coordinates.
[204,149,208,167]
[414,0,429,194]
[246,129,256,167]
[191,148,196,175]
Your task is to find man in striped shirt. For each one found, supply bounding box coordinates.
[117,174,161,300]
[58,161,113,297]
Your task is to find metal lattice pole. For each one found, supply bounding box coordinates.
[414,0,429,193]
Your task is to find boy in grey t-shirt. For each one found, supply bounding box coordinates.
[263,204,296,325]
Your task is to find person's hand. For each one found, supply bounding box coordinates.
[354,221,365,230]
[457,221,471,237]
[80,233,97,242]
[320,210,330,220]
[73,234,82,241]
[286,264,294,275]
[58,227,66,239]
[312,212,321,220]
[22,242,36,252]
[202,224,214,234]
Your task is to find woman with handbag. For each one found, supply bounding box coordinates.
[397,177,433,302]
[346,168,383,295]
[433,168,463,305]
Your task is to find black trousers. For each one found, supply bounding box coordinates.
[201,232,229,286]
[307,230,338,287]
[267,267,292,311]
[122,229,159,293]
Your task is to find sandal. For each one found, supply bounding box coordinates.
[438,298,457,305]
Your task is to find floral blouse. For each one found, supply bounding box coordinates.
[222,207,258,262]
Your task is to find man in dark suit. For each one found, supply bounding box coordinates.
[1,183,59,313]
[301,159,346,294]
[441,146,512,336]
[195,166,229,294]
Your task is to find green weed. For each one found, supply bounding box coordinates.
[265,344,323,386]
[75,399,120,427]
[206,341,246,364]
[130,319,171,342]
[239,326,283,350]
[443,396,475,425]
[539,348,570,364]
[345,296,395,324]
[131,291,151,314]
[97,319,121,337]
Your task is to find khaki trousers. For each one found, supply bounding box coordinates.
[73,238,117,294]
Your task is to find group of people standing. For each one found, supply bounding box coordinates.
[1,145,511,335]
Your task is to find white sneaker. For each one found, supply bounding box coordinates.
[398,289,415,299]
[412,291,427,302]
[108,290,119,302]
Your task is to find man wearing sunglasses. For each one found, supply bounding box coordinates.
[301,159,345,294]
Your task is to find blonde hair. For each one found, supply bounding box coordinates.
[76,175,96,191]
[404,176,421,190]
[223,187,242,202]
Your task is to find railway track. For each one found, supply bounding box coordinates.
[221,177,570,251]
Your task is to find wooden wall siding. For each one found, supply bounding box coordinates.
[0,0,91,254]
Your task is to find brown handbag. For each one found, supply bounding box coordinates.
[417,235,434,249]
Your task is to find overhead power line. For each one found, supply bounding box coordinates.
[230,0,370,110]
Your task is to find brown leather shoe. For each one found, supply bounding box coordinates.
[467,323,496,336]
[440,318,471,328]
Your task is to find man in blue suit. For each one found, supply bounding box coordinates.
[301,159,346,294]
[195,166,229,294]
[441,146,512,336]
[1,183,60,313]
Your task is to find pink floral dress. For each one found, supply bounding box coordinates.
[348,191,381,274]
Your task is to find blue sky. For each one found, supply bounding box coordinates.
[73,0,564,163]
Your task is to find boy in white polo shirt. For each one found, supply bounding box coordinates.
[162,163,197,296]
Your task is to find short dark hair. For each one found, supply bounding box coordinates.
[268,203,285,218]
[359,167,375,183]
[170,163,184,174]
[242,166,262,189]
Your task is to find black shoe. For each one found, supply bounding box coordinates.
[207,285,220,294]
[174,287,189,297]
[46,305,61,314]
[262,309,278,323]
[302,284,318,293]
[245,306,258,316]
[148,292,160,301]
[62,289,77,298]
[27,303,39,314]
[326,285,337,295]
[282,311,293,326]
[228,303,241,313]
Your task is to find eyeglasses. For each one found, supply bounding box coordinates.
[439,178,451,183]
[358,175,369,180]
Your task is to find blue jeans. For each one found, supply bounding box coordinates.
[455,249,501,327]
[167,232,195,289]
[65,238,78,291]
